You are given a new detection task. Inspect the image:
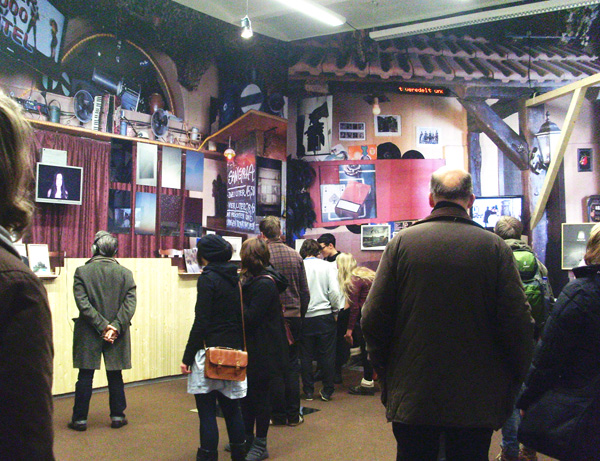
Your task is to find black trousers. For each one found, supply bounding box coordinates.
[72,368,126,422]
[270,317,301,422]
[392,422,493,461]
[300,313,336,396]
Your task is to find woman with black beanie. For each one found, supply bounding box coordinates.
[181,234,247,461]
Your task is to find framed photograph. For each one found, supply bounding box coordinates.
[417,127,440,146]
[27,244,52,275]
[222,236,242,261]
[339,122,366,141]
[578,148,592,172]
[374,115,401,136]
[561,223,596,270]
[136,142,157,186]
[361,224,391,251]
[184,248,201,273]
[392,220,417,238]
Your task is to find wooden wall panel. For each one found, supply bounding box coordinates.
[44,258,198,395]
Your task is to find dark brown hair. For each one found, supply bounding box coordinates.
[300,239,321,258]
[240,237,270,276]
[0,93,33,238]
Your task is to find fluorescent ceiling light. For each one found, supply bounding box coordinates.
[370,0,600,40]
[270,0,346,27]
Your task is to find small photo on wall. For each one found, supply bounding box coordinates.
[162,146,182,189]
[222,236,242,261]
[108,189,132,235]
[27,244,52,275]
[136,142,157,186]
[134,192,157,235]
[374,115,401,136]
[361,224,391,251]
[578,148,592,172]
[417,127,440,146]
[185,150,204,192]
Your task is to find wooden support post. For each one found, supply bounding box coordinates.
[530,87,587,229]
[458,98,529,170]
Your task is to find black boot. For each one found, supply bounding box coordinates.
[229,442,247,461]
[245,437,268,461]
[197,447,218,461]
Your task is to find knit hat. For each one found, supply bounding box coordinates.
[197,234,232,263]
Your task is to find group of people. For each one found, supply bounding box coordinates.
[180,217,379,461]
[1,85,599,461]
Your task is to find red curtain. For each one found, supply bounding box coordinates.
[28,130,111,258]
[27,130,193,258]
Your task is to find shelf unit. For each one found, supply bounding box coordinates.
[29,119,224,161]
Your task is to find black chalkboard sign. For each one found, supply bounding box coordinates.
[226,153,257,232]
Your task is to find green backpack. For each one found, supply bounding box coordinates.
[513,249,552,336]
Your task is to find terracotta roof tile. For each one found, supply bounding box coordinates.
[289,33,600,87]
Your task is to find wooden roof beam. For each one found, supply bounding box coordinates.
[526,72,600,107]
[458,98,529,170]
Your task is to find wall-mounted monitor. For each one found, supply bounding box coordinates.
[471,195,523,230]
[0,0,67,80]
[35,163,83,205]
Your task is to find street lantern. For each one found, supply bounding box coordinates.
[534,111,561,170]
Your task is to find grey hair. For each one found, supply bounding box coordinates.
[93,231,118,257]
[494,216,523,240]
[429,168,473,201]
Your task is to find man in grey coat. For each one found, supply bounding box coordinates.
[361,167,534,460]
[69,231,136,431]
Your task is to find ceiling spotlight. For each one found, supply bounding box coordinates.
[224,136,236,160]
[241,15,253,39]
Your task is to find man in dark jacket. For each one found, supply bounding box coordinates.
[259,216,309,426]
[361,167,534,460]
[69,231,136,431]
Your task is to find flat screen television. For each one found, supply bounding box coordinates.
[36,163,83,205]
[0,0,67,81]
[471,195,523,230]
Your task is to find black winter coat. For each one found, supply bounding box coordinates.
[182,262,243,366]
[518,264,600,405]
[242,267,289,381]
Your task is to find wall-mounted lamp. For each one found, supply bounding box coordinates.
[364,94,389,116]
[531,111,561,173]
[241,15,253,39]
[224,136,236,160]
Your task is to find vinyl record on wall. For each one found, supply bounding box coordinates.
[240,83,264,113]
[377,142,401,159]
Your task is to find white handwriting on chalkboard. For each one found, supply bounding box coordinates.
[227,185,256,199]
[228,163,255,185]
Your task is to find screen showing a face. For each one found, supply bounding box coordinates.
[36,163,83,205]
[471,196,522,229]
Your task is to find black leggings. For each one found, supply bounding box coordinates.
[241,377,272,438]
[194,391,245,451]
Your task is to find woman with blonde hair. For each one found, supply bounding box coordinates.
[336,253,377,395]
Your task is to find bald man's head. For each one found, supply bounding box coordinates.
[429,167,474,209]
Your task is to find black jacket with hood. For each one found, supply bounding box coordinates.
[182,261,242,366]
[242,266,289,381]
